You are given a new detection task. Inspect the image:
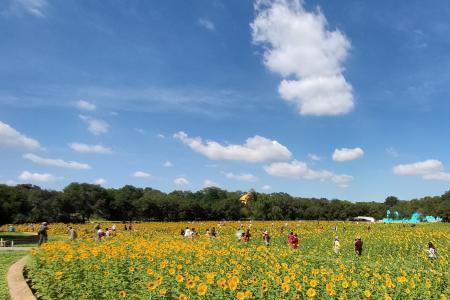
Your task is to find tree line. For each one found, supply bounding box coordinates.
[0,183,449,225]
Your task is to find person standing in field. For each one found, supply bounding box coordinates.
[94,223,101,240]
[235,226,244,242]
[288,231,295,249]
[184,227,192,238]
[262,230,270,246]
[68,226,77,241]
[243,229,251,242]
[427,242,437,259]
[37,222,48,246]
[333,236,341,255]
[354,237,363,256]
[210,227,217,239]
[292,234,299,250]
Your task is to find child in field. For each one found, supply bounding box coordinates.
[427,242,437,259]
[333,236,340,255]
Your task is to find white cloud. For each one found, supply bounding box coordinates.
[163,160,173,167]
[0,121,41,151]
[79,115,109,135]
[308,153,321,161]
[422,172,450,182]
[174,177,189,186]
[386,147,399,158]
[13,0,47,17]
[174,131,292,162]
[76,100,96,111]
[203,179,220,188]
[251,0,354,115]
[69,143,112,154]
[331,174,353,188]
[393,160,443,176]
[224,172,258,182]
[94,178,107,185]
[332,147,364,162]
[262,184,271,190]
[23,153,91,170]
[264,159,352,186]
[198,18,215,31]
[132,171,151,178]
[18,170,61,183]
[157,134,165,139]
[135,128,145,134]
[392,159,450,182]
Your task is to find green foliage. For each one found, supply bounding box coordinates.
[0,183,449,225]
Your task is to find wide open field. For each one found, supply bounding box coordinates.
[20,221,450,299]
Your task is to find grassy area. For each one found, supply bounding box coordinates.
[0,232,38,247]
[0,251,27,300]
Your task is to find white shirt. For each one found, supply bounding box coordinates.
[428,248,436,258]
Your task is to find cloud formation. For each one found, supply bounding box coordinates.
[12,0,47,17]
[174,131,292,162]
[0,121,41,151]
[79,115,109,135]
[163,161,173,167]
[224,172,258,182]
[94,178,107,185]
[251,0,353,115]
[264,160,353,187]
[198,18,215,31]
[174,177,189,186]
[308,153,321,161]
[69,143,112,154]
[332,147,364,162]
[76,100,96,111]
[393,159,450,181]
[262,184,271,190]
[203,179,220,188]
[23,153,91,170]
[18,170,61,183]
[132,171,151,178]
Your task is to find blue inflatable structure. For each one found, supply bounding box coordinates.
[383,210,442,223]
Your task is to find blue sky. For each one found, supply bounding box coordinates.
[1,0,450,201]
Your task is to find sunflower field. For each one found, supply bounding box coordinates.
[22,221,449,299]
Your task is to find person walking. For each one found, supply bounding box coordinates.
[38,222,48,246]
[333,236,341,255]
[354,237,363,256]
